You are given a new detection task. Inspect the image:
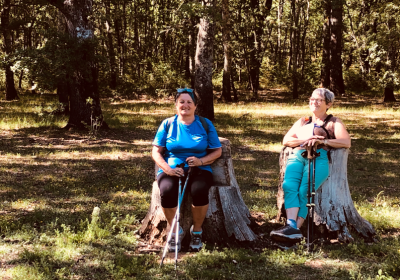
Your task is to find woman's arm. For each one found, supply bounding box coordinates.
[282,119,324,147]
[186,147,222,167]
[324,118,351,148]
[152,145,184,177]
[303,118,351,148]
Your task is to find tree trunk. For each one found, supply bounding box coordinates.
[291,0,300,99]
[276,147,376,242]
[47,0,106,129]
[140,138,257,247]
[221,0,232,102]
[105,0,117,90]
[194,0,215,121]
[57,74,71,114]
[320,0,331,88]
[383,86,396,102]
[329,0,345,95]
[320,0,345,95]
[231,72,238,102]
[1,0,19,101]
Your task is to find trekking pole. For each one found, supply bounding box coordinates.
[175,172,182,269]
[306,143,320,252]
[160,165,193,268]
[174,166,192,269]
[306,145,312,252]
[311,146,316,251]
[160,163,184,268]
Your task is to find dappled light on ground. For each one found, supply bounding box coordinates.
[0,91,400,279]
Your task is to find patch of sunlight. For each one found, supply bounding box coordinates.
[390,133,400,139]
[306,258,359,271]
[356,195,400,231]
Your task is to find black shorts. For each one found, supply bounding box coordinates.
[157,168,213,208]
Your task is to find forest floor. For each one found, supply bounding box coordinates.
[0,89,399,279]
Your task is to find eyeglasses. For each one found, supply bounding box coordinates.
[309,98,325,104]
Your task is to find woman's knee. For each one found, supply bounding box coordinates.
[190,171,213,206]
[158,174,179,208]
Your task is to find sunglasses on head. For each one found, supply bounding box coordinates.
[176,88,196,104]
[177,88,194,93]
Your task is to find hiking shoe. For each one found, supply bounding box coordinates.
[270,224,303,242]
[189,225,203,252]
[168,226,184,252]
[273,240,298,251]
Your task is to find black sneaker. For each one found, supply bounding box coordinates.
[270,225,303,242]
[273,240,298,250]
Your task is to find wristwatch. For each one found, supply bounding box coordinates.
[324,139,328,146]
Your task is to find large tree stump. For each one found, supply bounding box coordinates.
[277,147,376,242]
[140,138,257,247]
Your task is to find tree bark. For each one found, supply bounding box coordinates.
[276,147,376,242]
[383,86,396,102]
[140,138,257,246]
[1,0,19,101]
[329,0,345,95]
[194,0,215,121]
[291,0,300,99]
[105,0,117,90]
[47,0,106,129]
[320,0,345,95]
[221,0,232,102]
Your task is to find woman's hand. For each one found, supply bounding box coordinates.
[186,156,203,167]
[164,166,184,177]
[302,135,325,147]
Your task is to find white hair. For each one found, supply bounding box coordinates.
[312,88,335,104]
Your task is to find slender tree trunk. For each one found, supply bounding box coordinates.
[330,0,345,95]
[231,72,238,102]
[194,0,215,120]
[105,0,117,89]
[47,0,107,129]
[221,0,232,102]
[1,0,19,101]
[320,1,331,88]
[383,18,397,102]
[18,70,23,89]
[277,0,285,62]
[291,0,300,99]
[320,0,345,95]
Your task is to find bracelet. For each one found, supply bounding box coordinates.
[200,159,203,166]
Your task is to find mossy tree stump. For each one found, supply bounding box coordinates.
[277,147,376,242]
[140,138,257,247]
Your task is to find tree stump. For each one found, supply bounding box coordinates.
[139,138,257,247]
[277,147,376,242]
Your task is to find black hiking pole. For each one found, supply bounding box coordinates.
[306,144,319,252]
[306,145,312,252]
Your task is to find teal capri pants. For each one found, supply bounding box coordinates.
[282,148,329,219]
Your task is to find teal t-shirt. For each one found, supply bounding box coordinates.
[152,115,221,176]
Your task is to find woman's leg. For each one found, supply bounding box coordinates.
[157,172,180,231]
[282,153,306,221]
[189,170,213,231]
[297,150,330,221]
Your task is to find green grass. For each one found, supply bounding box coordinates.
[0,91,400,279]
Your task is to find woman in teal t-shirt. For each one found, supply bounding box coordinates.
[152,88,222,252]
